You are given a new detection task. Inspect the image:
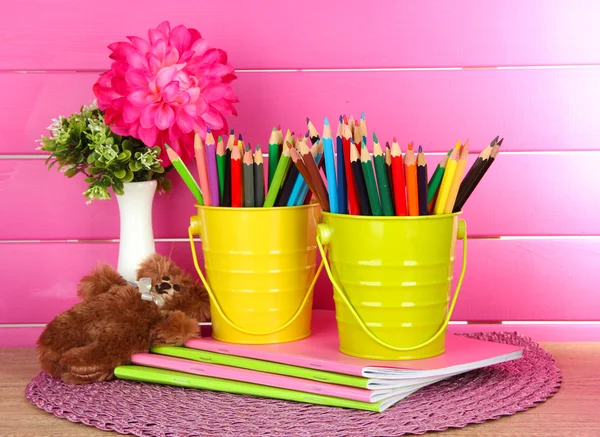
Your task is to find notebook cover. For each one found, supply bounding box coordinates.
[150,346,369,389]
[131,352,429,403]
[113,365,410,412]
[185,310,523,377]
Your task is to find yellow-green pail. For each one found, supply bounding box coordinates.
[316,212,467,360]
[188,204,323,344]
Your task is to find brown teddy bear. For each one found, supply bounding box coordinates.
[37,253,211,384]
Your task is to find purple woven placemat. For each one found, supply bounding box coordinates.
[25,332,561,437]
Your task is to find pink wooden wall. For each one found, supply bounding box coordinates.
[2,0,600,346]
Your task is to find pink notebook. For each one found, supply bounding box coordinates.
[185,310,523,379]
[130,353,441,403]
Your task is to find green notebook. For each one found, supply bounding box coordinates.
[114,365,412,412]
[152,346,370,388]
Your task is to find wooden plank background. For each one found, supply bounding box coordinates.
[1,0,599,345]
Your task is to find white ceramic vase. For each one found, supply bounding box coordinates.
[116,180,157,282]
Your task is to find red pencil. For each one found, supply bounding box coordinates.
[231,145,242,207]
[343,116,361,215]
[391,138,407,216]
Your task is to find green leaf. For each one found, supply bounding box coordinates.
[117,150,132,161]
[64,168,78,178]
[114,168,126,179]
[123,169,134,183]
[84,176,97,183]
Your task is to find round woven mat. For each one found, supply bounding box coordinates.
[25,332,561,437]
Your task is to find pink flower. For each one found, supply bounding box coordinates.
[93,21,239,164]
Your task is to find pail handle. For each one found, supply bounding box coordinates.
[188,221,324,336]
[316,219,467,352]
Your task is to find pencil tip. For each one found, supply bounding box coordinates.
[272,126,276,132]
[386,141,390,147]
[324,117,329,126]
[256,143,261,150]
[408,142,413,150]
[393,136,397,143]
[230,128,234,134]
[418,145,423,153]
[217,136,222,142]
[207,126,211,133]
[342,115,348,124]
[361,111,365,120]
[277,124,281,130]
[372,132,378,143]
[164,143,171,149]
[306,117,310,124]
[305,131,309,138]
[339,115,343,123]
[238,134,243,141]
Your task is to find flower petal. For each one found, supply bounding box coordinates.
[147,53,162,75]
[156,65,177,89]
[153,39,167,63]
[202,83,227,102]
[108,42,135,61]
[126,50,149,70]
[164,47,180,67]
[161,81,180,102]
[125,69,149,87]
[155,103,175,130]
[128,89,152,107]
[202,106,224,130]
[123,102,143,124]
[138,125,159,147]
[169,25,191,54]
[176,109,195,133]
[140,103,159,128]
[111,76,129,96]
[190,38,209,56]
[127,35,151,54]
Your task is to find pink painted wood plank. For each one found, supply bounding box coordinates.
[4,69,600,155]
[3,324,600,348]
[2,152,599,240]
[2,0,600,70]
[0,241,331,324]
[314,238,600,321]
[2,239,599,324]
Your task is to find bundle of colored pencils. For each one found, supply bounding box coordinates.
[166,115,502,215]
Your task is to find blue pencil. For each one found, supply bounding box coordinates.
[336,116,348,213]
[322,118,338,213]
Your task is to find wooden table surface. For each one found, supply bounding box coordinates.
[2,344,599,437]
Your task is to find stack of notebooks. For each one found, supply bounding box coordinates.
[115,310,523,412]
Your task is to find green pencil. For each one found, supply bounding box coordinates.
[216,136,226,204]
[165,145,204,205]
[263,143,291,207]
[427,148,452,204]
[372,134,394,216]
[360,143,382,216]
[268,127,280,189]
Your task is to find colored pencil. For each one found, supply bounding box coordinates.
[226,129,236,154]
[453,136,497,211]
[433,141,460,215]
[385,142,395,210]
[307,118,320,145]
[443,140,469,213]
[254,144,265,207]
[391,139,407,216]
[288,143,322,208]
[216,136,226,205]
[263,143,291,207]
[453,137,501,212]
[322,118,338,213]
[352,121,363,150]
[360,143,382,216]
[417,146,428,216]
[350,141,371,215]
[404,142,419,216]
[243,147,255,207]
[231,145,242,207]
[427,148,452,204]
[194,133,211,206]
[359,112,367,146]
[300,141,324,205]
[206,131,220,206]
[276,140,301,206]
[165,145,204,205]
[299,141,330,212]
[222,142,232,207]
[268,127,280,189]
[336,116,348,214]
[343,117,361,215]
[372,136,393,215]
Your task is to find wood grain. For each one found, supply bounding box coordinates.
[2,344,599,436]
[2,238,600,325]
[1,0,600,70]
[3,69,600,156]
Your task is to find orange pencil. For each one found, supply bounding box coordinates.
[194,133,211,206]
[230,145,242,207]
[391,138,407,215]
[404,142,419,216]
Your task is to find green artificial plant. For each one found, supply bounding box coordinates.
[39,101,172,203]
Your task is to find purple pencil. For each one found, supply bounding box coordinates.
[205,128,220,206]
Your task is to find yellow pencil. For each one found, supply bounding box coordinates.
[443,140,469,213]
[433,140,460,215]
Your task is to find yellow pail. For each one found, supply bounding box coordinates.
[188,204,323,344]
[316,212,467,360]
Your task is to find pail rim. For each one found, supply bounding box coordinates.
[321,211,462,221]
[194,203,321,211]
